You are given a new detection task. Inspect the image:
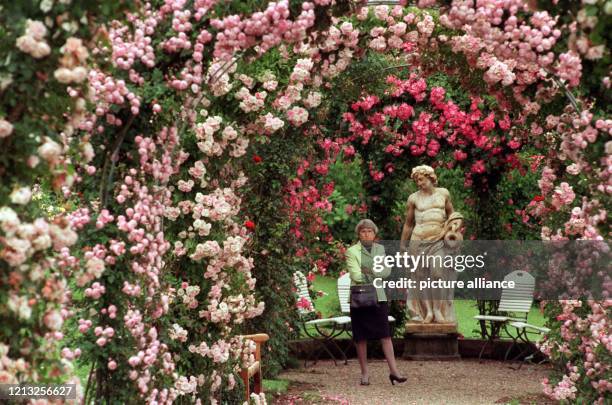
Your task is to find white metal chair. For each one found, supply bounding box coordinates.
[473,270,549,362]
[293,271,350,366]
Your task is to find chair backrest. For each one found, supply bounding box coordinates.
[498,270,535,315]
[338,273,351,314]
[293,271,314,316]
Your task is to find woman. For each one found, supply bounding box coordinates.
[346,219,407,386]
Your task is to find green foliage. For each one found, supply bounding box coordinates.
[426,71,474,110]
[496,168,543,240]
[241,127,320,376]
[327,52,405,117]
[324,157,366,243]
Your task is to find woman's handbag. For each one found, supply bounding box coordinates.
[350,284,378,308]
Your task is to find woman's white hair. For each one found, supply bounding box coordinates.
[355,219,378,236]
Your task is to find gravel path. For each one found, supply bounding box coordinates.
[276,358,556,405]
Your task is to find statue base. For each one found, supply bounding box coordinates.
[405,322,458,334]
[403,322,460,361]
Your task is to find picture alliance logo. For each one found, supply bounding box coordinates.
[372,276,517,291]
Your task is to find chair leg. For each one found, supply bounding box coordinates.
[343,341,350,365]
[313,324,340,366]
[478,338,491,362]
[506,327,542,370]
[304,337,335,367]
[504,339,517,361]
[502,322,525,362]
[253,369,262,394]
[329,325,352,365]
[328,338,348,365]
[506,326,532,362]
[508,345,534,371]
[302,324,323,367]
[479,320,504,362]
[304,341,322,368]
[242,370,250,402]
[330,324,351,365]
[320,339,338,366]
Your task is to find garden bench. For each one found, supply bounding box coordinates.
[240,333,269,401]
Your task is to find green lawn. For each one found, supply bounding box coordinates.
[310,275,548,339]
[263,379,290,394]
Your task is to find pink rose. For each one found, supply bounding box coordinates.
[0,119,13,138]
[44,310,63,331]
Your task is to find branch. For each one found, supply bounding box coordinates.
[83,359,96,405]
[552,77,581,113]
[541,67,581,113]
[207,50,246,85]
[352,63,413,84]
[99,113,136,208]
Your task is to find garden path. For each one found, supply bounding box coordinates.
[275,358,555,404]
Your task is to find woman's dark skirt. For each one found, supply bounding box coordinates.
[350,301,391,341]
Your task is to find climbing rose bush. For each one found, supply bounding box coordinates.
[0,0,609,403]
[0,1,128,398]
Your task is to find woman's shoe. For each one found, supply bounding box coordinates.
[389,374,407,385]
[360,376,370,386]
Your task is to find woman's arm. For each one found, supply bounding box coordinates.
[346,248,364,283]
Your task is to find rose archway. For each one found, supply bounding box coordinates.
[0,0,609,404]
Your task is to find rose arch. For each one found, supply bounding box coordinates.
[0,0,609,404]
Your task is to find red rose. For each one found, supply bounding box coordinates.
[244,220,255,230]
[253,155,262,163]
[533,195,545,202]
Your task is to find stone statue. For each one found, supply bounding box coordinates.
[400,165,465,325]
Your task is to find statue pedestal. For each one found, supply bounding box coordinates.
[403,322,460,361]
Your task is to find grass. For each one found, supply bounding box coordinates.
[263,379,291,403]
[312,275,342,315]
[263,378,290,394]
[310,274,548,339]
